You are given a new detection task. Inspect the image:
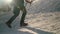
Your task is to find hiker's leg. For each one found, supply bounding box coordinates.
[6,6,20,28]
[20,6,28,26]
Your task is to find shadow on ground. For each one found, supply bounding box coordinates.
[0,23,54,34]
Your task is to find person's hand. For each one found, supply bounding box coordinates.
[25,0,34,4]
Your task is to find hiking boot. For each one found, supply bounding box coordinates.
[6,23,12,28]
[20,23,28,27]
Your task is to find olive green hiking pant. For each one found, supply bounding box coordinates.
[6,6,27,25]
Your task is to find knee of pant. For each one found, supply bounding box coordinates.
[13,11,20,15]
[13,10,20,16]
[22,8,27,14]
[20,6,26,10]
